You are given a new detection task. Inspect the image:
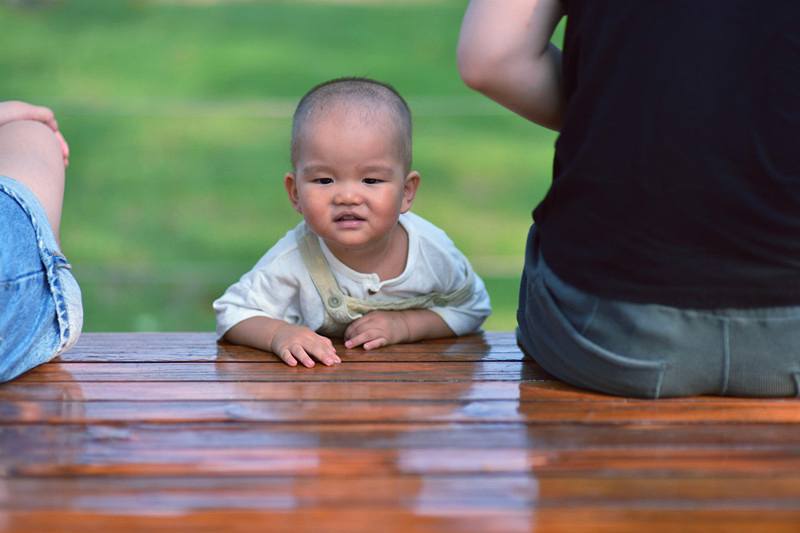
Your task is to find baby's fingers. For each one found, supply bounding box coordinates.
[344,330,387,351]
[343,318,369,347]
[276,345,305,368]
[272,326,340,368]
[300,338,340,367]
[309,336,340,366]
[362,337,388,351]
[282,343,329,368]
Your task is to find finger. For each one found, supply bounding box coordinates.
[313,342,340,366]
[276,348,299,367]
[288,345,316,368]
[317,355,339,366]
[362,337,388,351]
[343,320,359,339]
[343,318,369,344]
[55,130,70,167]
[344,330,376,349]
[31,105,58,131]
[55,130,69,156]
[18,103,58,131]
[343,333,362,349]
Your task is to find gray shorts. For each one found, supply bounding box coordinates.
[517,224,800,398]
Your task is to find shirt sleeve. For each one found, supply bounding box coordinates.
[212,229,323,339]
[407,214,492,335]
[428,253,492,336]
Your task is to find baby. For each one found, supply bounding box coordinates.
[214,77,491,368]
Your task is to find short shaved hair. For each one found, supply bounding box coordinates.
[290,77,413,172]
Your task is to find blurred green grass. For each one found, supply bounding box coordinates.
[1,0,559,332]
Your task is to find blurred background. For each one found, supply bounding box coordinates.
[1,0,561,332]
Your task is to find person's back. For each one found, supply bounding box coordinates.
[536,0,800,308]
[459,0,800,398]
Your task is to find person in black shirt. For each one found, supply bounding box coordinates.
[458,0,800,397]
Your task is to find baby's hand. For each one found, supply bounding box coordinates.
[344,311,410,351]
[271,324,340,368]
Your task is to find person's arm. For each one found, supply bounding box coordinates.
[343,309,455,351]
[457,0,567,131]
[224,316,340,368]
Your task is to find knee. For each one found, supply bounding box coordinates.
[0,119,64,166]
[0,120,67,242]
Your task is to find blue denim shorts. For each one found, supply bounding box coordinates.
[517,224,800,398]
[0,175,83,382]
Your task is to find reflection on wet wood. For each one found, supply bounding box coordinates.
[1,332,799,533]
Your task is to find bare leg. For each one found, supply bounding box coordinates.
[0,120,66,245]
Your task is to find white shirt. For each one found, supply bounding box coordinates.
[214,212,491,338]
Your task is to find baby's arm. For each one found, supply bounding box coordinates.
[224,316,340,368]
[343,310,455,351]
[457,0,566,130]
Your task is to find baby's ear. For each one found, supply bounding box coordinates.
[284,172,303,214]
[401,171,421,213]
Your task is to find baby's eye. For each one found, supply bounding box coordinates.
[313,177,333,185]
[363,177,382,185]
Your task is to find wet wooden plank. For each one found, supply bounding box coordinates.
[20,360,548,382]
[3,422,800,457]
[57,332,526,363]
[6,445,800,477]
[0,380,540,402]
[3,378,797,403]
[5,422,800,455]
[3,397,800,424]
[0,510,538,533]
[2,331,800,533]
[4,509,800,533]
[5,474,800,509]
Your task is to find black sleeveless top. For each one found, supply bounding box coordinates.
[533,0,800,307]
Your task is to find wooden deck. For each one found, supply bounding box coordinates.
[2,331,800,532]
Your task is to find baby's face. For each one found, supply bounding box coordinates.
[285,107,418,261]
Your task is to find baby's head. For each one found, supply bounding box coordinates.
[284,78,421,263]
[290,77,413,174]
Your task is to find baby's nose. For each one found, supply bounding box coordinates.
[334,183,362,204]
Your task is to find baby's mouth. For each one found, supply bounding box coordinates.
[335,214,364,222]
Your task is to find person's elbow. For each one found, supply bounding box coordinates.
[457,41,500,94]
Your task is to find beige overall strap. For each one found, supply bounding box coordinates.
[296,223,477,335]
[295,224,362,324]
[342,267,476,315]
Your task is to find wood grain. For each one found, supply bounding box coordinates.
[1,331,799,533]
